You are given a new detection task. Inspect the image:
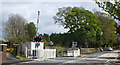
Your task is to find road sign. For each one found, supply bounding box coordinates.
[35,42,40,48]
[72,42,77,50]
[118,35,120,41]
[50,41,54,45]
[75,50,77,52]
[33,36,42,42]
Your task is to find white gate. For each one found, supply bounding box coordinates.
[37,49,56,59]
[25,47,56,59]
[25,47,37,59]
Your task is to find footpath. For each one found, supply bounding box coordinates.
[2,52,33,65]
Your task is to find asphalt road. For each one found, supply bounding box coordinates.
[10,50,120,65]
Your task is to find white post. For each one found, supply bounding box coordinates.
[0,52,2,65]
[25,47,28,58]
[54,49,56,58]
[37,47,38,59]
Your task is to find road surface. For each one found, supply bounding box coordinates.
[10,50,120,65]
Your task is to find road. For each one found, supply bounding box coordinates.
[11,50,120,65]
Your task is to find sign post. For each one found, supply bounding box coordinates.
[35,42,40,59]
[71,42,77,57]
[118,35,120,41]
[32,11,42,59]
[35,42,40,48]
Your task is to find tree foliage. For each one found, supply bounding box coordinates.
[94,11,117,47]
[42,33,50,46]
[65,8,102,47]
[53,6,85,25]
[50,33,72,47]
[53,7,102,48]
[4,14,38,45]
[4,14,27,43]
[96,1,120,21]
[24,22,37,42]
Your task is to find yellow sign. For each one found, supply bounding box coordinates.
[75,50,77,52]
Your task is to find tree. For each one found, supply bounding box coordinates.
[65,8,102,47]
[43,33,50,42]
[50,33,71,47]
[53,7,102,48]
[95,1,120,48]
[0,40,5,43]
[24,22,37,42]
[4,14,27,44]
[94,11,118,48]
[95,1,120,21]
[42,33,50,46]
[53,6,85,26]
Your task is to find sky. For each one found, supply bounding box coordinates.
[0,0,102,40]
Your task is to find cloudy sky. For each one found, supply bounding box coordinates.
[0,0,102,40]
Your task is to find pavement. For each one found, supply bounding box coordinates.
[2,52,33,65]
[6,52,20,63]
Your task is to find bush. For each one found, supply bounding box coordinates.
[56,50,62,57]
[6,48,11,52]
[10,48,14,54]
[100,47,103,51]
[6,48,14,54]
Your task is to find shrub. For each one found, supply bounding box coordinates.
[10,48,14,54]
[100,47,103,51]
[56,50,62,57]
[6,48,11,52]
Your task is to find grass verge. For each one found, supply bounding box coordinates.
[17,56,29,60]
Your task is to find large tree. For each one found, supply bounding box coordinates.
[24,22,37,42]
[95,1,120,21]
[4,14,27,44]
[53,7,102,48]
[94,11,117,48]
[65,8,102,47]
[53,6,85,26]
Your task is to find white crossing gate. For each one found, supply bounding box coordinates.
[37,49,56,59]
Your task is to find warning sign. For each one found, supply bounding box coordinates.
[118,35,120,41]
[35,43,40,48]
[75,50,77,53]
